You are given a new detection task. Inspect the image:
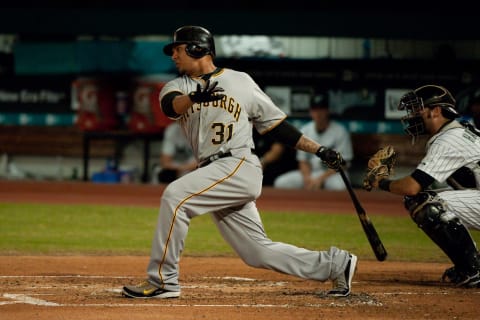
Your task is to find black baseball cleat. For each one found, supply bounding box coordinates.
[442,266,480,288]
[327,254,358,297]
[122,280,180,299]
[457,271,480,288]
[442,266,462,284]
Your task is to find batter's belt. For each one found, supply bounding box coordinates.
[199,149,255,168]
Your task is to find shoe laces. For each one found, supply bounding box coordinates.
[135,280,151,288]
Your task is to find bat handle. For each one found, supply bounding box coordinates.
[338,168,357,204]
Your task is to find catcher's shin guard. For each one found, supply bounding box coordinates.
[404,191,480,276]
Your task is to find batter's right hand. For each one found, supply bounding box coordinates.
[316,146,344,171]
[188,80,226,103]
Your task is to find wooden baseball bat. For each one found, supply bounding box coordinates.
[338,167,388,261]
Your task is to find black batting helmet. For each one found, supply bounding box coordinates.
[163,26,216,59]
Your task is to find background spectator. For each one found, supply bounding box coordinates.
[253,130,298,186]
[156,121,197,183]
[273,93,353,190]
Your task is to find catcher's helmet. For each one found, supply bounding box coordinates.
[397,85,459,142]
[163,26,215,58]
[398,85,459,118]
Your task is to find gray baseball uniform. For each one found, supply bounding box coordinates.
[146,68,351,292]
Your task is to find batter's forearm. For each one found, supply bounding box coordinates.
[161,92,194,118]
[172,95,195,115]
[297,135,344,170]
[295,135,321,154]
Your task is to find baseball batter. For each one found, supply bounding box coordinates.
[366,84,480,287]
[122,25,357,299]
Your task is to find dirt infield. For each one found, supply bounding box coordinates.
[0,180,478,319]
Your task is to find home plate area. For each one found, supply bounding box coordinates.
[0,274,384,308]
[0,271,461,308]
[0,257,478,319]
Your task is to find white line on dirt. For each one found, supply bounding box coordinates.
[0,293,291,308]
[0,275,265,281]
[0,275,131,279]
[70,303,292,308]
[383,292,449,295]
[2,294,60,306]
[203,276,256,281]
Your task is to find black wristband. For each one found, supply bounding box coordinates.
[379,179,392,192]
[315,146,326,159]
[161,92,182,118]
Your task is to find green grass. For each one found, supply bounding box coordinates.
[1,203,479,262]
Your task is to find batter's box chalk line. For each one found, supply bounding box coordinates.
[201,276,287,287]
[2,294,60,306]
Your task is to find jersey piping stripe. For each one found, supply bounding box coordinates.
[157,157,247,287]
[257,116,288,135]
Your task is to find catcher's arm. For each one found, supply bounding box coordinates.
[362,146,397,191]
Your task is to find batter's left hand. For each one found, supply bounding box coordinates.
[188,80,226,103]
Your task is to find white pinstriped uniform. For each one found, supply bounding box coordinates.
[144,68,352,293]
[418,121,480,229]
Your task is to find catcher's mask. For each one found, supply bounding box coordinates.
[397,85,458,142]
[163,25,215,59]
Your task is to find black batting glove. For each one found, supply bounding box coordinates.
[188,80,226,103]
[316,146,344,171]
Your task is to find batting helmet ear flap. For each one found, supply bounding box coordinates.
[185,43,210,59]
[163,26,216,58]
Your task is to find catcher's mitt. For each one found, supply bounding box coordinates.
[363,145,397,191]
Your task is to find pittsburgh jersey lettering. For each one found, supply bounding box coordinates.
[180,95,242,122]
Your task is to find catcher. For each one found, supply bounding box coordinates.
[363,84,480,288]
